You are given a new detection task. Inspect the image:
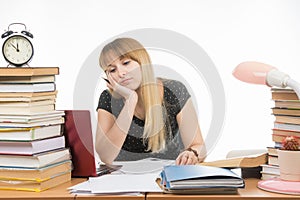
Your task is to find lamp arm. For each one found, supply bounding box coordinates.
[266,69,290,87]
[286,79,300,100]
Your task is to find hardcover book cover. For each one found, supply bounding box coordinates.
[63,110,97,177]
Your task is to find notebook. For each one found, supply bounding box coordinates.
[63,110,98,177]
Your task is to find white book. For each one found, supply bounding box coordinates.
[0,117,64,127]
[260,164,280,175]
[0,91,57,102]
[0,136,65,155]
[0,110,65,123]
[0,99,55,107]
[0,148,71,168]
[274,122,300,132]
[0,104,55,115]
[0,124,62,141]
[0,83,55,92]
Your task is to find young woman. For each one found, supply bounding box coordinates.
[96,37,206,165]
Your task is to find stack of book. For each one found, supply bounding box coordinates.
[261,88,300,180]
[0,67,72,192]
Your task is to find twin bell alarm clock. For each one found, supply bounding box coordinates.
[1,23,34,67]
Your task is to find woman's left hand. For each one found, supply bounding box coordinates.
[175,150,199,165]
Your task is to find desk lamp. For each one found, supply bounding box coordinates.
[232,61,300,99]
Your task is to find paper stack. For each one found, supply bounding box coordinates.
[0,67,72,192]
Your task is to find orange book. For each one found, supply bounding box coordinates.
[0,67,59,76]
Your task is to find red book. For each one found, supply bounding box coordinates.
[63,110,97,177]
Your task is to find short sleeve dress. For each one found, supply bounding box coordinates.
[97,79,191,161]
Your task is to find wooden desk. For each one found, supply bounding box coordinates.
[146,178,300,200]
[0,178,299,199]
[0,178,144,200]
[0,178,84,200]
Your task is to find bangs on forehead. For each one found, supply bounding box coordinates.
[101,48,133,70]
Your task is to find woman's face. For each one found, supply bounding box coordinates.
[106,57,142,90]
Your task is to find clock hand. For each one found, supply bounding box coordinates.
[10,43,18,51]
[16,43,19,52]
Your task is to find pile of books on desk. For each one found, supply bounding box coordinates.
[0,67,72,192]
[261,88,300,180]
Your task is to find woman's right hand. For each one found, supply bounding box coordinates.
[106,73,138,102]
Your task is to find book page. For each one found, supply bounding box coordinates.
[226,149,267,158]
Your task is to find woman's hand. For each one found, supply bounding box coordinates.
[106,73,137,101]
[175,149,199,165]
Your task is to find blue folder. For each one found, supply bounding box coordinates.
[160,165,244,194]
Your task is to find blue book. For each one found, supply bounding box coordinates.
[160,165,244,194]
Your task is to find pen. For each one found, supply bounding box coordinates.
[102,77,110,84]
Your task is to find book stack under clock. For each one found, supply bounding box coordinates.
[0,67,72,192]
[261,88,300,180]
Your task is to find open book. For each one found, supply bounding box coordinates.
[200,149,267,168]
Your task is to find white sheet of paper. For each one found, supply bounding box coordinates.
[113,158,174,174]
[68,180,91,192]
[89,173,162,193]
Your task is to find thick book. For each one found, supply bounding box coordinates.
[271,88,298,100]
[0,116,64,127]
[0,171,71,192]
[200,149,267,168]
[0,91,57,102]
[268,155,279,166]
[274,122,300,132]
[0,160,72,181]
[0,75,55,83]
[260,164,280,176]
[0,135,65,155]
[274,100,300,109]
[0,67,59,76]
[0,104,55,115]
[159,165,244,194]
[272,129,300,138]
[267,146,279,156]
[0,148,71,168]
[0,110,65,123]
[0,82,55,93]
[274,115,300,125]
[272,107,300,116]
[0,99,55,107]
[0,124,62,141]
[261,173,280,180]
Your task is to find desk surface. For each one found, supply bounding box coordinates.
[147,178,300,200]
[0,178,299,199]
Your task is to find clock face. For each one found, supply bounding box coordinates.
[2,35,33,66]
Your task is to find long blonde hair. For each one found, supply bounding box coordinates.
[99,38,166,152]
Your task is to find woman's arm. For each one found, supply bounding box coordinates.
[95,94,137,164]
[175,98,206,165]
[96,72,138,164]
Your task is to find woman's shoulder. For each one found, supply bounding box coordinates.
[159,78,188,93]
[159,78,191,108]
[99,89,111,99]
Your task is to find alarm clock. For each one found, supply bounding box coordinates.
[1,23,34,67]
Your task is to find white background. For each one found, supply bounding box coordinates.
[1,0,300,161]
